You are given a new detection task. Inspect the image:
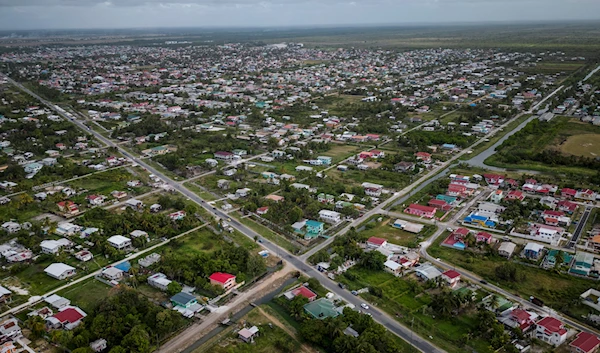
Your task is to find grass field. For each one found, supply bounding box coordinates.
[235,214,300,254]
[197,306,301,353]
[560,133,600,157]
[357,216,432,247]
[519,61,585,75]
[427,235,599,320]
[337,267,491,353]
[58,279,113,313]
[325,143,360,163]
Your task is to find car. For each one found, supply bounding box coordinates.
[351,290,358,296]
[360,303,369,310]
[480,280,488,285]
[338,283,346,289]
[257,238,263,243]
[227,218,231,222]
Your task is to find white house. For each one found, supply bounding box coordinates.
[1,222,21,234]
[107,235,132,250]
[319,210,341,224]
[534,317,567,346]
[102,267,124,281]
[148,273,172,291]
[44,263,76,280]
[384,260,402,276]
[40,239,72,255]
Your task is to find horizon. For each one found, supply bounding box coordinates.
[1,0,600,31]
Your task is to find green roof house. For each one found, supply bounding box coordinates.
[304,298,340,320]
[170,292,198,309]
[570,252,596,276]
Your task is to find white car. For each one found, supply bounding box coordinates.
[360,303,369,310]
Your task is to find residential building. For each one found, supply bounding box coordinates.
[524,243,545,260]
[90,339,107,353]
[0,318,21,341]
[571,252,596,276]
[534,316,567,346]
[290,286,318,301]
[441,269,461,288]
[476,231,493,244]
[238,326,259,343]
[569,332,600,353]
[303,298,340,320]
[148,273,172,291]
[46,306,87,330]
[0,286,11,304]
[498,242,517,258]
[367,236,387,248]
[319,210,341,224]
[107,235,132,250]
[209,272,237,291]
[102,267,124,281]
[214,151,234,161]
[170,292,198,309]
[384,260,402,276]
[44,263,76,280]
[404,204,436,218]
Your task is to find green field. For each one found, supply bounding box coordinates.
[235,214,300,254]
[357,216,433,247]
[195,306,301,353]
[560,133,600,157]
[58,279,113,313]
[427,235,600,321]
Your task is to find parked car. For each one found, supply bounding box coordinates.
[360,303,369,310]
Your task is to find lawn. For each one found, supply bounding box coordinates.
[325,143,360,164]
[166,229,223,256]
[427,235,600,320]
[184,181,218,201]
[58,278,113,313]
[198,306,301,353]
[235,214,300,254]
[336,267,488,353]
[560,133,600,158]
[357,216,433,247]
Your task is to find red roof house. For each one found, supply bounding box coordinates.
[510,309,535,331]
[415,152,432,163]
[292,286,318,301]
[256,206,269,215]
[46,306,86,330]
[441,270,461,288]
[428,199,451,211]
[506,190,525,201]
[209,272,237,290]
[476,231,493,244]
[367,237,387,248]
[404,204,436,219]
[570,332,600,353]
[535,316,567,346]
[561,188,577,199]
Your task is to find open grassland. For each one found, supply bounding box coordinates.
[560,133,600,157]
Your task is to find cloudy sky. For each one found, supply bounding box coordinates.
[0,0,598,30]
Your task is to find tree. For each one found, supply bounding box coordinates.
[25,315,45,339]
[71,348,93,353]
[108,346,127,353]
[307,278,324,293]
[359,251,386,271]
[166,281,183,296]
[121,325,151,353]
[289,295,309,319]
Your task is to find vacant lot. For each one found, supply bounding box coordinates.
[358,216,432,247]
[58,279,113,313]
[560,133,600,157]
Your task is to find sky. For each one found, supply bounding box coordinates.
[0,0,599,30]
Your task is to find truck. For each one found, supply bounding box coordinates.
[529,296,544,307]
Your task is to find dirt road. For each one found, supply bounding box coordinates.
[257,307,317,353]
[156,263,295,353]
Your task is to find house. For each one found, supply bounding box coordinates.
[415,152,432,163]
[384,260,403,276]
[558,200,578,214]
[442,227,469,250]
[293,220,324,239]
[415,263,442,281]
[506,190,525,201]
[441,270,461,288]
[40,239,72,254]
[317,156,332,165]
[404,204,436,218]
[74,250,93,262]
[476,231,493,244]
[46,306,87,330]
[23,162,43,174]
[370,150,385,158]
[0,342,16,353]
[170,292,198,309]
[524,243,545,260]
[291,286,318,301]
[125,199,144,210]
[0,318,21,341]
[561,188,578,199]
[169,210,186,221]
[102,267,124,281]
[576,189,597,201]
[44,263,76,280]
[209,272,237,290]
[303,298,340,320]
[491,190,504,203]
[483,173,504,186]
[1,222,21,234]
[217,179,230,189]
[367,237,387,249]
[236,188,251,198]
[542,210,571,227]
[214,151,234,161]
[498,242,517,258]
[111,190,128,199]
[57,201,79,215]
[569,332,600,353]
[428,199,451,211]
[256,206,269,215]
[319,210,341,224]
[0,286,11,304]
[87,194,106,206]
[392,219,424,233]
[265,194,285,202]
[130,230,149,239]
[44,294,70,309]
[394,162,415,173]
[505,308,536,332]
[534,316,567,346]
[238,326,259,343]
[90,339,107,353]
[107,235,132,250]
[150,204,162,213]
[571,252,596,276]
[148,273,172,291]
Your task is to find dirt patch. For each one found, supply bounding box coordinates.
[559,133,600,157]
[256,307,317,353]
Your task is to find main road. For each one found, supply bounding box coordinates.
[3,75,443,353]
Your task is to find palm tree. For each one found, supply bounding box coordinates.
[488,295,500,311]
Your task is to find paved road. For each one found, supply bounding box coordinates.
[5,76,442,353]
[464,85,564,170]
[568,206,593,249]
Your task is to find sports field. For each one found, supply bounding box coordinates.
[560,133,600,157]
